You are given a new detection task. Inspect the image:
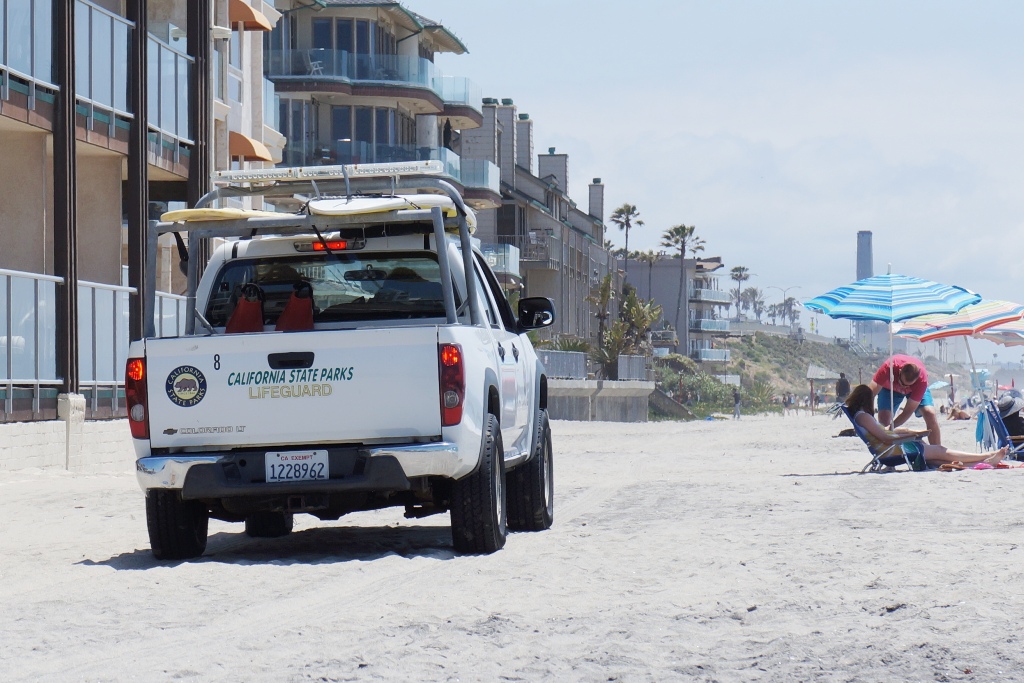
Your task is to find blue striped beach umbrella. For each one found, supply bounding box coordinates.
[803,273,981,324]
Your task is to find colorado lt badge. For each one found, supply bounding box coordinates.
[165,365,207,407]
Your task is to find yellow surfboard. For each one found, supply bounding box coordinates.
[161,207,284,222]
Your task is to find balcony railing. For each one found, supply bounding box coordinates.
[538,350,587,380]
[480,244,520,277]
[436,75,481,109]
[2,268,185,420]
[263,77,279,130]
[689,319,730,332]
[265,49,481,113]
[75,1,131,119]
[692,349,730,362]
[689,288,732,304]
[147,34,193,144]
[461,159,500,194]
[499,231,556,264]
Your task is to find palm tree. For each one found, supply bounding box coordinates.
[586,274,615,345]
[661,224,698,348]
[688,237,706,261]
[744,287,765,322]
[610,204,641,282]
[767,303,780,325]
[635,250,659,299]
[783,296,799,326]
[729,266,749,320]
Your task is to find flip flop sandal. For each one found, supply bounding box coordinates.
[939,462,966,472]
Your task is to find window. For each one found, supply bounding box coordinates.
[205,253,452,328]
[312,18,332,50]
[474,254,517,330]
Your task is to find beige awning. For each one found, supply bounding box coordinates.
[229,0,273,32]
[229,131,273,162]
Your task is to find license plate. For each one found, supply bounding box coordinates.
[265,450,329,483]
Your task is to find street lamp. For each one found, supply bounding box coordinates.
[767,285,800,328]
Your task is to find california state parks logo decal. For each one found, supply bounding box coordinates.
[165,365,207,407]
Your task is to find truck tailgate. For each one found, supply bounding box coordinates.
[145,327,441,449]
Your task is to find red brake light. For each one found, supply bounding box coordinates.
[439,343,464,426]
[311,240,348,251]
[126,358,145,382]
[125,358,149,439]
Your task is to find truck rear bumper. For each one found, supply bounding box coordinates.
[136,442,461,497]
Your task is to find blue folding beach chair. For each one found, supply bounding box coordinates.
[982,400,1024,461]
[830,404,928,473]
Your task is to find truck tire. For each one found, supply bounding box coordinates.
[450,413,506,554]
[507,409,554,531]
[245,511,294,538]
[146,490,209,560]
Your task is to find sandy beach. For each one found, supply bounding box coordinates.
[1,413,1022,682]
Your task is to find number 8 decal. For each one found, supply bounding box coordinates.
[214,354,221,370]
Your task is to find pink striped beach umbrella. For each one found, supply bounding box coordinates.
[894,299,1024,342]
[973,318,1024,347]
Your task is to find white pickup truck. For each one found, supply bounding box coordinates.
[126,162,555,559]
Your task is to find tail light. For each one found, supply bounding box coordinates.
[125,357,149,439]
[439,343,465,426]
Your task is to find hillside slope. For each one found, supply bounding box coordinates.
[721,333,969,398]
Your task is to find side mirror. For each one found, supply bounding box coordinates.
[518,297,556,330]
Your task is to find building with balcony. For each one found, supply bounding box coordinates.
[454,98,619,343]
[627,254,731,363]
[0,1,282,422]
[263,0,500,209]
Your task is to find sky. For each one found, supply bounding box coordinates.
[426,0,1024,363]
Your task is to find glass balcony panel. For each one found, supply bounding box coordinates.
[38,280,56,380]
[160,46,175,134]
[177,56,190,139]
[0,277,7,380]
[93,288,115,382]
[10,277,37,380]
[116,291,129,381]
[112,21,129,112]
[33,0,52,82]
[263,78,278,130]
[461,159,500,194]
[436,76,481,108]
[77,284,94,383]
[147,39,160,130]
[73,2,91,97]
[266,50,440,93]
[7,2,32,76]
[315,140,460,181]
[91,13,113,109]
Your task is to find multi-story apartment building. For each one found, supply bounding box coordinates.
[628,255,732,363]
[263,0,500,211]
[0,1,281,422]
[456,98,619,342]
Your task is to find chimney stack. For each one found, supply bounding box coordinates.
[588,177,604,221]
[856,230,874,280]
[495,99,517,186]
[537,147,568,193]
[516,113,533,174]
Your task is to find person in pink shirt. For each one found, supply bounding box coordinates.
[868,354,941,445]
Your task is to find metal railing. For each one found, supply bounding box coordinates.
[689,288,732,304]
[2,268,185,421]
[692,348,731,362]
[617,355,650,381]
[498,231,555,264]
[265,49,482,113]
[689,319,730,332]
[539,350,587,379]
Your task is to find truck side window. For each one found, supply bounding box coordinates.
[470,262,499,328]
[474,253,517,331]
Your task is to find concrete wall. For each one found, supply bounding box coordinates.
[547,380,655,422]
[0,419,136,474]
[0,131,50,273]
[77,155,124,284]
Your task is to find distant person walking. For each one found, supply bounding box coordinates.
[835,372,851,402]
[732,387,741,419]
[869,354,941,445]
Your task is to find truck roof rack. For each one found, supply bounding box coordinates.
[144,162,485,337]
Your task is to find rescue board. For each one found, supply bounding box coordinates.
[307,195,456,217]
[161,207,284,222]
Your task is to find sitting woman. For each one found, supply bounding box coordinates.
[846,384,1005,467]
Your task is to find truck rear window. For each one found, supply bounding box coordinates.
[205,253,452,328]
